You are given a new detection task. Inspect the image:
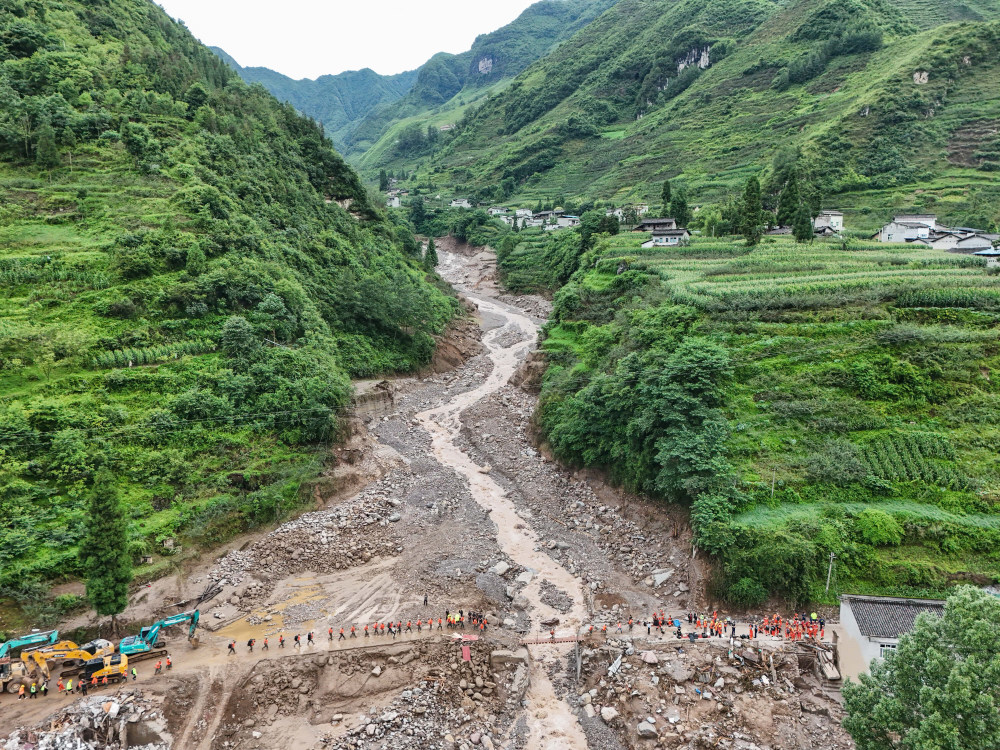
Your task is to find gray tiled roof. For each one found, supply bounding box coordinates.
[843,595,944,639]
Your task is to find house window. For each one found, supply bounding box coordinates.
[879,643,897,659]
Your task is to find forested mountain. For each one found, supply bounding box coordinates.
[347,0,617,161]
[0,0,454,603]
[209,47,418,152]
[411,0,1000,228]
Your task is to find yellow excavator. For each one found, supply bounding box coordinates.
[79,653,129,686]
[22,639,114,680]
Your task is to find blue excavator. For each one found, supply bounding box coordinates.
[118,609,200,658]
[0,630,59,693]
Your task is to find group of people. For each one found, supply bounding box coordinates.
[226,607,491,656]
[570,610,828,643]
[16,660,156,701]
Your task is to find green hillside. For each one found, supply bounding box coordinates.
[524,228,1000,604]
[210,47,418,152]
[347,0,618,165]
[409,0,1000,229]
[0,0,455,606]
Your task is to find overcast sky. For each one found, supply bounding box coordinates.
[156,1,539,80]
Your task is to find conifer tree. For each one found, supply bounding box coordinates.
[740,176,764,246]
[80,471,133,625]
[424,237,438,269]
[409,197,426,233]
[669,188,691,227]
[793,203,813,243]
[661,179,671,208]
[378,169,389,192]
[776,172,800,226]
[35,122,59,168]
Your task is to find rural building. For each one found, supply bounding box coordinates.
[641,228,691,248]
[766,226,793,236]
[835,595,944,679]
[386,196,400,209]
[450,199,471,209]
[813,210,844,232]
[515,208,533,219]
[556,215,581,228]
[879,219,933,243]
[974,248,1000,267]
[634,218,678,234]
[488,207,509,216]
[955,234,995,252]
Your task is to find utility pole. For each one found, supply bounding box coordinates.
[825,552,836,594]
[770,468,776,501]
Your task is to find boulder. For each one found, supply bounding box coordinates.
[640,651,659,665]
[492,562,510,576]
[637,722,658,739]
[600,707,619,724]
[490,649,529,667]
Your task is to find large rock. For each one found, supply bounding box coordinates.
[600,707,619,724]
[640,651,659,665]
[492,561,510,576]
[637,722,658,739]
[490,648,529,667]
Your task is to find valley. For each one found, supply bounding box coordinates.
[0,248,852,750]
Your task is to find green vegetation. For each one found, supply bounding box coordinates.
[209,47,418,153]
[81,471,132,619]
[403,0,1000,229]
[0,0,455,599]
[843,585,1000,750]
[523,229,1000,603]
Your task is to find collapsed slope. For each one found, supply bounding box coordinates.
[415,0,1000,226]
[0,0,455,598]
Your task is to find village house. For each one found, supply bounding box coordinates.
[633,217,678,233]
[385,196,400,209]
[515,208,533,219]
[450,198,472,209]
[557,215,581,228]
[813,210,844,233]
[835,595,944,680]
[975,248,1000,267]
[641,228,691,248]
[488,207,509,216]
[878,214,997,251]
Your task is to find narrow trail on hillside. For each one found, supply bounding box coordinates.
[418,253,589,750]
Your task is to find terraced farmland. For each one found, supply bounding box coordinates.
[538,232,1000,603]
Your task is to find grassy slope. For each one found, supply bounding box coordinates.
[528,229,1000,603]
[0,0,455,610]
[413,0,1000,229]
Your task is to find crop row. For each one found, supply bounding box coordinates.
[861,432,966,489]
[92,340,215,369]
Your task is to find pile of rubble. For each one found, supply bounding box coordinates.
[576,639,853,749]
[2,690,168,750]
[460,384,694,597]
[210,641,529,750]
[207,472,413,588]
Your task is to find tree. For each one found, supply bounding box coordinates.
[843,586,1000,750]
[793,202,813,243]
[669,189,691,228]
[424,237,438,270]
[35,121,59,168]
[378,169,389,192]
[80,472,133,626]
[661,179,672,208]
[776,172,800,226]
[409,197,426,233]
[740,176,764,246]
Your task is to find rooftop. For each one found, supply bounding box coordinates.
[842,595,944,639]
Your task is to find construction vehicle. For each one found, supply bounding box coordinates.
[0,630,59,693]
[118,609,200,660]
[22,639,114,680]
[79,653,128,686]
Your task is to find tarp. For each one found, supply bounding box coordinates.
[461,646,471,662]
